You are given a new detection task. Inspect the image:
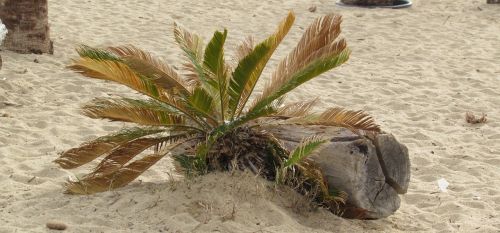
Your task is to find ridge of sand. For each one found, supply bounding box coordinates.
[1,0,499,232]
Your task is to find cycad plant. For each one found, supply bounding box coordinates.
[54,12,380,213]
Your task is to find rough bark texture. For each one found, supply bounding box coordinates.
[0,0,53,54]
[262,124,410,219]
[341,0,395,6]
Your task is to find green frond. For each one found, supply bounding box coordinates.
[230,98,283,128]
[65,139,189,194]
[228,44,270,118]
[82,98,193,128]
[228,12,295,119]
[54,127,165,169]
[284,136,326,168]
[107,45,190,95]
[173,154,207,176]
[76,45,121,61]
[203,29,229,122]
[185,87,218,126]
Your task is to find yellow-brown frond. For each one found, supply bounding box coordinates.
[69,58,164,99]
[251,14,345,110]
[54,128,164,169]
[273,98,319,118]
[82,98,186,126]
[289,107,381,134]
[107,45,190,94]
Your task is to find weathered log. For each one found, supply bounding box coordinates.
[171,123,410,218]
[261,124,410,219]
[0,0,53,54]
[487,0,500,3]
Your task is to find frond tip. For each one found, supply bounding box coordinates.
[284,136,326,168]
[317,107,381,133]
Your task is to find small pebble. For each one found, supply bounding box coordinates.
[46,221,67,231]
[308,5,317,12]
[34,59,39,63]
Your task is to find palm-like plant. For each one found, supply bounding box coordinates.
[54,12,380,213]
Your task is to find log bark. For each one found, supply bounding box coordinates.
[262,124,410,219]
[0,0,53,54]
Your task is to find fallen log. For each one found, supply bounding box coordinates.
[261,124,410,219]
[171,123,410,219]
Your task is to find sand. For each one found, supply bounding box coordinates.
[1,0,499,232]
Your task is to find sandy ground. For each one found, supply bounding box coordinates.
[1,0,499,232]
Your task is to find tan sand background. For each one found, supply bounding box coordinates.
[0,0,499,232]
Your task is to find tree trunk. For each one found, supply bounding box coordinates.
[261,124,410,219]
[0,0,53,54]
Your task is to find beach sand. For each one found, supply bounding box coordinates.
[1,0,499,232]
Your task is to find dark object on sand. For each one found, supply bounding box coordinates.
[487,0,500,3]
[338,0,412,8]
[0,0,53,54]
[46,221,67,231]
[465,112,487,124]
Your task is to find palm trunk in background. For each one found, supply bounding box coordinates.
[0,0,53,54]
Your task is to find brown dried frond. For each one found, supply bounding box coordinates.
[65,139,188,194]
[465,111,487,124]
[287,107,380,134]
[82,98,186,126]
[173,23,204,85]
[86,134,190,179]
[235,36,255,62]
[54,128,164,169]
[317,107,380,133]
[84,137,168,178]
